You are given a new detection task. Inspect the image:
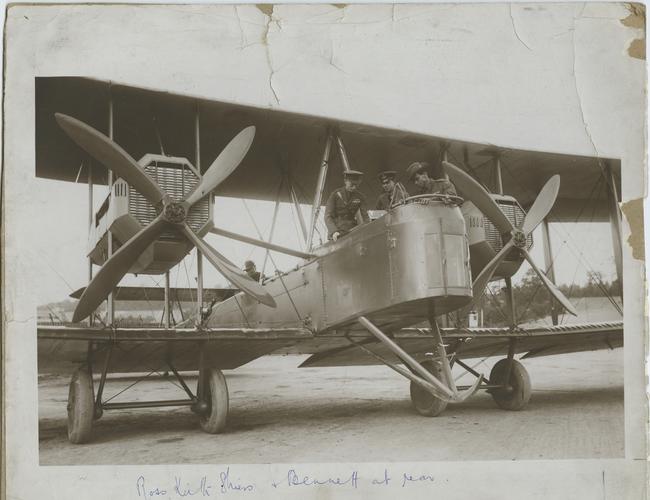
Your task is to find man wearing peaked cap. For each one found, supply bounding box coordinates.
[325,170,370,241]
[376,170,409,210]
[378,170,396,182]
[406,161,457,196]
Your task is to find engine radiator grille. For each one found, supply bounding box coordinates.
[484,201,533,259]
[129,162,209,240]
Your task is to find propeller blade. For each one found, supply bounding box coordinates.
[442,161,514,234]
[209,226,315,260]
[521,175,560,235]
[522,249,578,316]
[72,217,169,322]
[471,240,516,302]
[184,126,256,207]
[181,225,276,308]
[55,113,167,206]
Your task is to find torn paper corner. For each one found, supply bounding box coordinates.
[621,198,645,261]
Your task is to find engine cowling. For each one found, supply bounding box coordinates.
[462,194,532,281]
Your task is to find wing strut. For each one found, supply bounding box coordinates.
[308,132,333,252]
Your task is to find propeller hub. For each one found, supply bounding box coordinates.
[511,229,527,249]
[162,201,187,224]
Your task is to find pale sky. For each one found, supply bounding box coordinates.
[33,177,618,306]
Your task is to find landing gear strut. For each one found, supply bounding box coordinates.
[354,308,482,418]
[65,342,231,443]
[352,307,537,416]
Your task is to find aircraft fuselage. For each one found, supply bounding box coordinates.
[209,199,473,334]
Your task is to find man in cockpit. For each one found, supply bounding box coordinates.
[375,170,409,210]
[244,260,262,282]
[325,170,370,241]
[406,161,457,196]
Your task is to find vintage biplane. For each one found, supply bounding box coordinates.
[36,77,623,443]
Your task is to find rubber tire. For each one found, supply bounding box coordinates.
[489,358,531,411]
[199,368,229,434]
[67,366,95,444]
[409,360,448,417]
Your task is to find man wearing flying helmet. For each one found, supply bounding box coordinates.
[406,161,457,196]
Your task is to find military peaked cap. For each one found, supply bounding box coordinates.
[378,170,397,182]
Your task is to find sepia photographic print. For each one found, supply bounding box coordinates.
[3,2,647,499]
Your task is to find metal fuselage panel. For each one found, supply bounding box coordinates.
[209,201,472,333]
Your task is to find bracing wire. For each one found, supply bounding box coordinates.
[551,179,623,320]
[499,160,621,323]
[242,199,303,322]
[453,344,505,383]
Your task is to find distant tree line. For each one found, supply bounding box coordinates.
[476,269,621,327]
[43,298,165,312]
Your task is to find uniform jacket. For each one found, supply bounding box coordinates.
[375,182,409,210]
[414,178,457,196]
[325,187,370,238]
[247,270,261,282]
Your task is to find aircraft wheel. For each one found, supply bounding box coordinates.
[199,368,229,434]
[67,366,95,444]
[409,360,448,417]
[489,359,531,411]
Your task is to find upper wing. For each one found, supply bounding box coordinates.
[298,321,623,367]
[36,77,619,222]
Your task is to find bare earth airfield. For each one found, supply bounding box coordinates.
[39,349,623,464]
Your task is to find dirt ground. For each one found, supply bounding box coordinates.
[38,349,624,465]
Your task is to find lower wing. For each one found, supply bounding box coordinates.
[37,321,622,374]
[298,321,623,367]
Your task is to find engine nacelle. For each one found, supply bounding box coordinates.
[462,194,533,281]
[87,154,212,274]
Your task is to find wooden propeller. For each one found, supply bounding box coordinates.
[443,161,576,317]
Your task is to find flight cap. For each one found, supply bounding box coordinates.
[406,161,429,181]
